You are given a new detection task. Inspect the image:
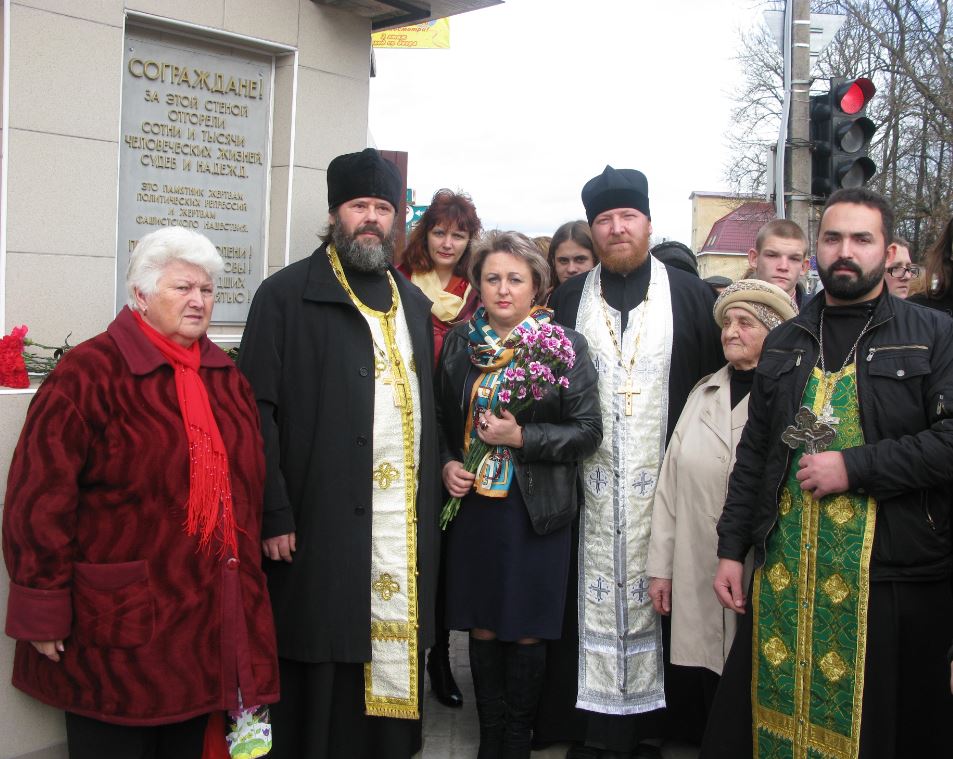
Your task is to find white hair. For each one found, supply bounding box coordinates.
[126,227,224,310]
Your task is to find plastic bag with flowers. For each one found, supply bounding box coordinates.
[440,317,576,529]
[226,694,272,758]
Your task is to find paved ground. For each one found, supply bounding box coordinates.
[415,632,699,759]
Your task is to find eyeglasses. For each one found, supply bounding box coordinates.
[886,265,920,279]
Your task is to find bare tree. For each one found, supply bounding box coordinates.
[725,0,953,254]
[725,19,785,192]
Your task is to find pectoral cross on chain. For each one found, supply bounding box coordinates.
[617,377,640,416]
[382,372,410,408]
[781,406,836,455]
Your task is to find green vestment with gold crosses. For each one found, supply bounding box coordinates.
[752,364,877,759]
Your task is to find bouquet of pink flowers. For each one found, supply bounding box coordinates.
[440,321,576,529]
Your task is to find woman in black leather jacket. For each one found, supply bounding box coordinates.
[435,230,601,759]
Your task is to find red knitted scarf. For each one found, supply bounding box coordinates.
[133,311,238,557]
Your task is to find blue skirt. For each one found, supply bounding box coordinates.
[444,483,571,641]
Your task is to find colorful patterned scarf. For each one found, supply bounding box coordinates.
[465,306,552,497]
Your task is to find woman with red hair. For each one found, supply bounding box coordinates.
[397,188,482,711]
[398,189,483,363]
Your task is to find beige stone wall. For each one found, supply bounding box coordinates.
[696,252,751,282]
[0,2,373,756]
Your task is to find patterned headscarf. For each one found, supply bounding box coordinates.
[713,279,797,331]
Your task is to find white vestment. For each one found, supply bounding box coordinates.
[576,259,673,715]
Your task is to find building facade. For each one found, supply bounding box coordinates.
[0,1,496,756]
[690,191,776,280]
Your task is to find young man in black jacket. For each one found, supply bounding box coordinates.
[703,187,953,759]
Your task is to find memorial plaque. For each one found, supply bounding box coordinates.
[117,34,273,322]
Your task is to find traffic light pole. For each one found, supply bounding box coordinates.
[786,0,813,236]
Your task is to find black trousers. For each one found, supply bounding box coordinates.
[65,712,207,759]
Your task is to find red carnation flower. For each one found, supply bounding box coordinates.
[0,325,30,388]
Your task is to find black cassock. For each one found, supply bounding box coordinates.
[238,244,441,759]
[534,260,724,752]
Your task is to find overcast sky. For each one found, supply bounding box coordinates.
[368,0,767,245]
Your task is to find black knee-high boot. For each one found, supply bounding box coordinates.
[469,636,507,759]
[501,641,546,759]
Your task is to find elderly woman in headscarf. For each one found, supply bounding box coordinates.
[646,279,795,721]
[2,227,278,759]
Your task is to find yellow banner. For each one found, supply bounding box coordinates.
[372,19,450,49]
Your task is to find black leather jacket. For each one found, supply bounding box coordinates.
[717,290,953,582]
[435,323,602,535]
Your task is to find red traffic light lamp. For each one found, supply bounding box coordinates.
[833,77,875,114]
[811,77,878,197]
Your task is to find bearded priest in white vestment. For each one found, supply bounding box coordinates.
[533,166,724,758]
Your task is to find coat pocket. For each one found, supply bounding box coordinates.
[865,349,932,431]
[521,462,577,535]
[72,560,155,649]
[757,348,803,379]
[865,352,931,380]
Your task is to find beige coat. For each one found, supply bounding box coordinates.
[646,363,751,675]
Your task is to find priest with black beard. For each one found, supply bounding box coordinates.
[702,189,953,759]
[534,166,723,758]
[238,148,441,759]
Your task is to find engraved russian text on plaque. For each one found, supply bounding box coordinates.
[116,32,273,323]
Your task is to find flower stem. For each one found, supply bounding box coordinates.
[439,497,461,530]
[439,438,491,530]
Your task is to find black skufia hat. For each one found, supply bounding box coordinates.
[581,165,651,225]
[327,148,402,212]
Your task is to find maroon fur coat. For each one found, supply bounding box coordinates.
[3,307,278,725]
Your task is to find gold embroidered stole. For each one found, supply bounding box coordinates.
[328,248,422,720]
[753,365,876,758]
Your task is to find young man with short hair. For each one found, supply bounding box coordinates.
[748,219,810,308]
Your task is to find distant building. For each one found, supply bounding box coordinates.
[696,202,776,280]
[689,191,764,253]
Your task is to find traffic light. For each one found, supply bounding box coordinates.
[810,77,878,198]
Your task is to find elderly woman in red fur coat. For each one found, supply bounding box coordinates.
[2,227,278,759]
